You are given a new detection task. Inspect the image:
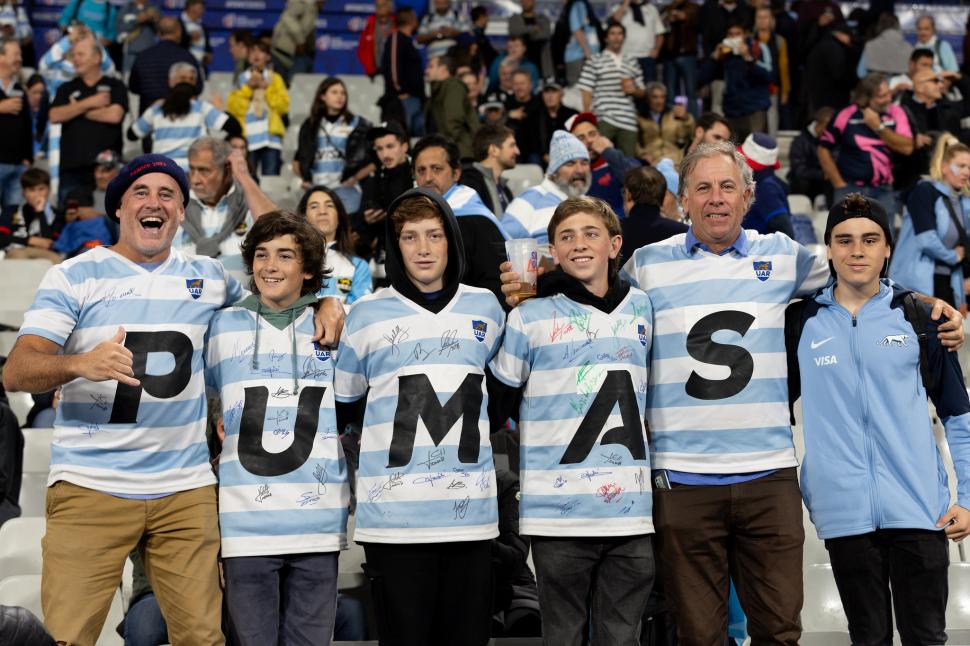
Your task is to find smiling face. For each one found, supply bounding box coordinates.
[398,216,449,292]
[681,153,751,252]
[114,172,185,263]
[252,234,311,310]
[551,211,621,297]
[304,190,339,241]
[827,217,890,292]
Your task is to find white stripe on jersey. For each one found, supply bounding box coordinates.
[576,52,645,132]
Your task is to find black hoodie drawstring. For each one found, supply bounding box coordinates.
[252,301,263,370]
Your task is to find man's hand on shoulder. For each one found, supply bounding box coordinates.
[930,298,965,351]
[314,297,345,345]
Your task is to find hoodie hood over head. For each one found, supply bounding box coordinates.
[384,186,468,313]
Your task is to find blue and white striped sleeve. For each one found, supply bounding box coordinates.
[201,100,229,131]
[489,307,531,387]
[131,105,156,138]
[347,256,373,305]
[19,266,79,346]
[333,329,367,402]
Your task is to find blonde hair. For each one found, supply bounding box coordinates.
[929,133,970,195]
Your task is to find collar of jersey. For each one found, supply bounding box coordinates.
[685,227,748,257]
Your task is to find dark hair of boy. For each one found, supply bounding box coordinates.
[240,211,329,296]
[623,165,666,207]
[395,6,416,24]
[250,40,271,56]
[390,194,445,237]
[546,196,623,278]
[471,5,487,22]
[230,29,253,46]
[472,123,515,162]
[21,167,51,191]
[185,0,204,8]
[411,134,461,172]
[296,185,356,257]
[433,51,459,76]
[605,19,625,37]
[698,112,732,137]
[910,49,934,64]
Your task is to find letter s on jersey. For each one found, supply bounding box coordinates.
[684,311,756,401]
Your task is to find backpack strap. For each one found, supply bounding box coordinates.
[902,292,936,393]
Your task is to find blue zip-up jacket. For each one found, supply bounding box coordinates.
[790,280,970,540]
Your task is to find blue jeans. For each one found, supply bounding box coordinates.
[0,162,23,209]
[223,552,339,646]
[249,147,282,176]
[335,593,368,640]
[638,56,658,85]
[833,184,896,219]
[122,593,168,646]
[664,55,699,118]
[401,95,425,137]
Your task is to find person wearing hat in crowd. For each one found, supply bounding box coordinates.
[478,91,507,127]
[566,110,641,218]
[785,192,970,646]
[502,129,590,243]
[619,164,688,262]
[519,77,576,167]
[92,149,121,215]
[738,132,796,238]
[1,152,346,646]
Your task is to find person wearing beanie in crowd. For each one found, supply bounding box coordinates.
[1,153,345,646]
[503,129,591,243]
[785,192,970,645]
[738,132,796,238]
[566,111,641,218]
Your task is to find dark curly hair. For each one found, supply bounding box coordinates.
[240,211,329,297]
[296,185,355,257]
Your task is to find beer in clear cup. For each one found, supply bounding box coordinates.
[505,238,538,300]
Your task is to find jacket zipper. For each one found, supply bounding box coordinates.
[851,313,880,529]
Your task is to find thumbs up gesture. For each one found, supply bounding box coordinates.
[76,327,140,386]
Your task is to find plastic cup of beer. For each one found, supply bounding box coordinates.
[505,238,538,300]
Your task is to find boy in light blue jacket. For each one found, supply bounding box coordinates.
[786,193,970,645]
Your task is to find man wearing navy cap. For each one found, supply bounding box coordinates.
[3,154,345,646]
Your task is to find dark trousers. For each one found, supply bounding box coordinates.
[249,147,282,176]
[653,467,804,646]
[361,540,493,646]
[825,529,949,646]
[58,165,96,207]
[532,534,655,646]
[223,552,339,646]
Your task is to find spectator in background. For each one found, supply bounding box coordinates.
[0,0,33,60]
[272,0,321,82]
[228,41,288,176]
[129,17,202,115]
[619,164,687,261]
[660,0,700,118]
[91,149,119,215]
[611,0,665,85]
[654,156,683,220]
[889,48,935,96]
[818,73,913,217]
[381,7,424,137]
[563,0,603,85]
[520,77,576,167]
[358,120,412,277]
[801,21,855,124]
[577,21,645,157]
[637,82,694,164]
[715,19,772,142]
[685,111,732,155]
[470,5,498,70]
[294,77,374,214]
[462,123,517,217]
[180,0,210,71]
[508,0,552,78]
[964,13,970,77]
[39,24,115,96]
[897,68,962,201]
[856,13,911,79]
[116,0,159,73]
[26,74,49,160]
[0,38,31,211]
[488,36,539,94]
[356,0,394,78]
[228,29,252,83]
[567,111,639,217]
[914,14,959,74]
[59,0,117,48]
[754,6,791,131]
[0,167,62,262]
[738,132,795,237]
[460,69,482,108]
[425,51,480,160]
[504,69,538,137]
[788,106,832,205]
[49,36,127,204]
[52,187,116,257]
[699,0,750,61]
[417,0,471,61]
[129,62,241,172]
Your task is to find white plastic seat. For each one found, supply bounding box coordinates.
[801,564,849,633]
[7,390,33,427]
[19,472,48,517]
[502,164,545,198]
[948,563,970,630]
[0,259,53,327]
[787,194,812,216]
[803,506,829,566]
[22,427,54,473]
[0,516,45,577]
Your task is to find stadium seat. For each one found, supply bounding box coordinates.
[0,516,44,577]
[787,194,812,218]
[341,74,384,126]
[22,427,54,473]
[801,564,849,634]
[0,330,16,356]
[7,391,33,427]
[948,563,970,631]
[802,506,829,566]
[0,259,54,328]
[19,472,47,518]
[502,164,545,198]
[203,72,234,106]
[775,130,799,166]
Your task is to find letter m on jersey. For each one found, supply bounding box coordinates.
[387,373,484,468]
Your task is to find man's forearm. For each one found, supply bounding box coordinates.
[86,104,124,124]
[882,129,914,155]
[817,147,844,187]
[239,172,278,220]
[3,345,78,394]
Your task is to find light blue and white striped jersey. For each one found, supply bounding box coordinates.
[176,187,252,271]
[620,230,828,473]
[311,116,357,188]
[334,285,505,544]
[491,290,654,537]
[316,243,372,306]
[181,11,206,63]
[238,69,282,151]
[39,35,116,97]
[132,99,228,172]
[0,4,32,41]
[205,306,351,557]
[19,246,242,494]
[444,183,511,240]
[502,178,567,244]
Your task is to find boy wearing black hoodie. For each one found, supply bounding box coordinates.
[334,187,505,646]
[490,196,656,644]
[204,211,351,646]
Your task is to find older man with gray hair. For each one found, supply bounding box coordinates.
[179,136,277,270]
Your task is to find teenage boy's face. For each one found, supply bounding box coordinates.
[374,134,408,169]
[827,218,890,290]
[23,184,49,211]
[550,212,621,295]
[252,234,312,310]
[398,216,448,293]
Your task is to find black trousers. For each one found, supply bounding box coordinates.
[361,540,493,646]
[825,529,949,645]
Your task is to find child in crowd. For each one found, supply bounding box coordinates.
[490,195,655,644]
[0,167,62,262]
[228,40,288,176]
[297,185,372,306]
[205,211,351,646]
[334,187,504,646]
